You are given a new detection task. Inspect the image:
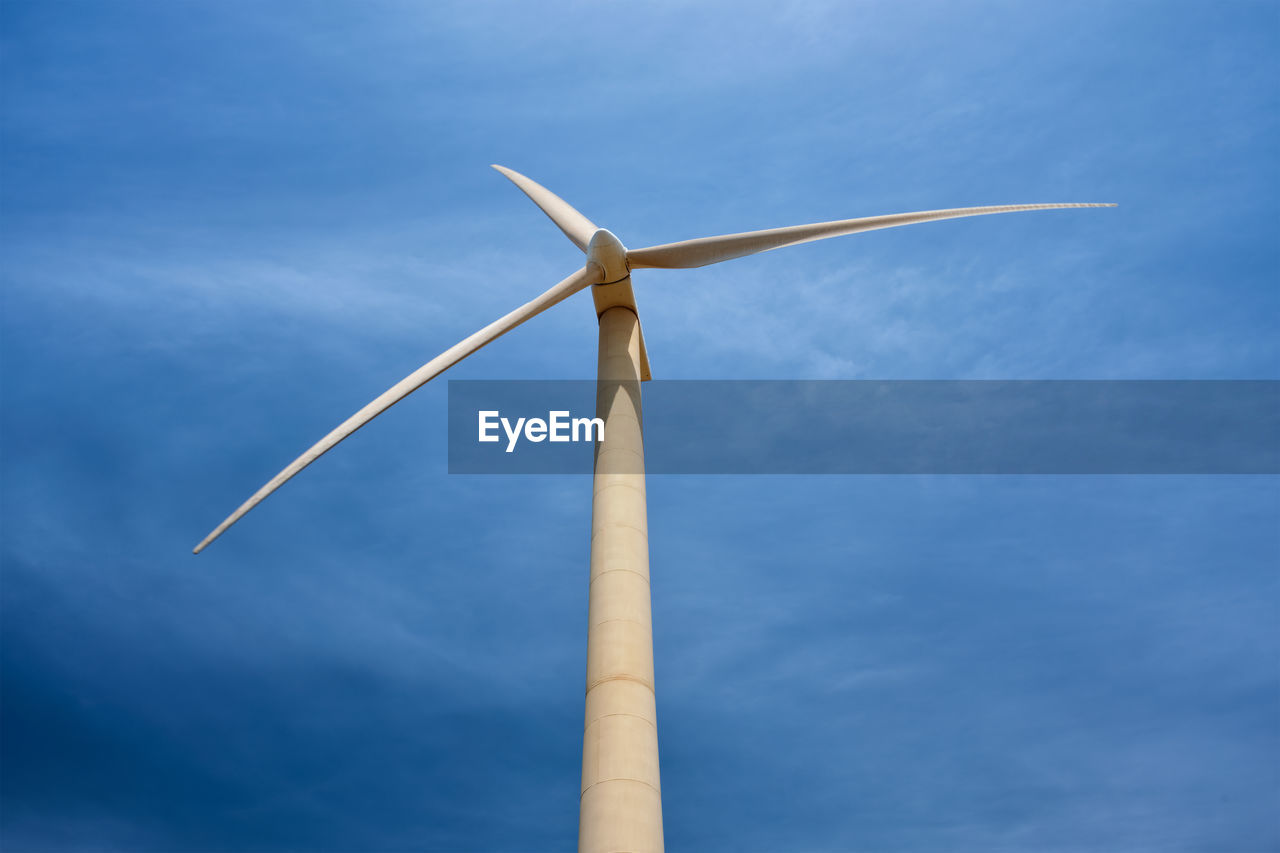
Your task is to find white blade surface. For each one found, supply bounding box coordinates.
[626,203,1116,269]
[492,165,598,252]
[194,265,601,554]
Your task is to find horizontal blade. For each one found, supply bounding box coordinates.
[492,165,598,253]
[626,203,1117,269]
[194,265,601,554]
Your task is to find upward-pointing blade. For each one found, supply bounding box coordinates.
[492,165,598,253]
[193,265,602,554]
[626,203,1117,269]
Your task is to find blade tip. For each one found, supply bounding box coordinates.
[193,531,218,554]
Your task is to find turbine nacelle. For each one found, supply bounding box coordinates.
[585,227,653,382]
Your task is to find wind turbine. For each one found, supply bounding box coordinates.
[195,166,1113,853]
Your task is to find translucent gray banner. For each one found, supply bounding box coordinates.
[447,381,1279,474]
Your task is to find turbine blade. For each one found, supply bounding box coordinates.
[194,265,602,554]
[626,203,1117,269]
[492,165,598,253]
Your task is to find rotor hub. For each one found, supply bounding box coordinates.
[585,229,629,283]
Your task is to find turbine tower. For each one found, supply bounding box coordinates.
[195,167,1112,852]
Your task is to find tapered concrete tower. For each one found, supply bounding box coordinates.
[581,305,662,852]
[578,230,663,851]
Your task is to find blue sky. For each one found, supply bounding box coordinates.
[2,1,1277,851]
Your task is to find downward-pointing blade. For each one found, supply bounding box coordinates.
[193,265,601,554]
[492,165,598,253]
[626,203,1117,269]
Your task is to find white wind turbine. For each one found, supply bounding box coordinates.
[195,165,1112,853]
